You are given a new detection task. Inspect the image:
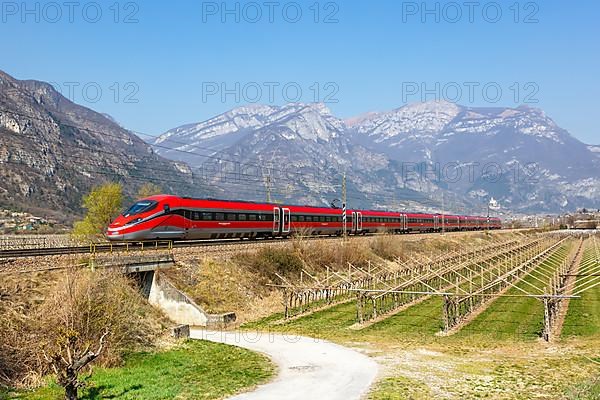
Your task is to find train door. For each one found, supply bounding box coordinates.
[402,214,407,231]
[183,209,192,239]
[434,216,439,231]
[351,212,357,234]
[282,208,291,234]
[356,212,363,232]
[273,207,281,235]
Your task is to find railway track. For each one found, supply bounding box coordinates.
[0,238,290,259]
[0,229,516,260]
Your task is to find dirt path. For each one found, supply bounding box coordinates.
[190,329,378,400]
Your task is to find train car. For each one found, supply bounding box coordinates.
[286,204,342,236]
[489,217,502,230]
[107,195,502,241]
[355,210,406,234]
[107,195,347,241]
[406,213,438,233]
[440,215,461,231]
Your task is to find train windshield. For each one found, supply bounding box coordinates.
[123,200,158,217]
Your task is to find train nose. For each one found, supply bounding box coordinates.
[106,231,124,240]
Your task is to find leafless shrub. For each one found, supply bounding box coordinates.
[0,269,166,396]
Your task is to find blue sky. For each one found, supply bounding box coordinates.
[1,0,599,144]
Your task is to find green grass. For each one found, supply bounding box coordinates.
[564,375,600,399]
[562,246,600,337]
[367,376,432,400]
[241,240,600,400]
[7,340,274,400]
[457,245,571,340]
[246,246,571,344]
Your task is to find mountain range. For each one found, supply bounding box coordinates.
[0,69,598,220]
[0,70,205,221]
[154,101,600,214]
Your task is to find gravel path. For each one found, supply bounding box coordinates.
[190,329,378,400]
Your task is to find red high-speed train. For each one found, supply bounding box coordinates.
[106,195,502,241]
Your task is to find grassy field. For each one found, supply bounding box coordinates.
[457,244,572,340]
[243,240,600,399]
[563,243,600,337]
[246,244,573,343]
[5,340,274,400]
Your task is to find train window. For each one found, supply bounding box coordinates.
[291,215,298,222]
[193,212,200,221]
[202,212,213,220]
[248,214,257,221]
[123,200,158,217]
[215,213,225,221]
[226,213,237,221]
[239,214,247,221]
[258,214,266,221]
[299,215,305,222]
[306,216,313,222]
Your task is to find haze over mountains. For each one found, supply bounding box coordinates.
[0,69,598,220]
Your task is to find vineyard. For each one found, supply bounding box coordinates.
[253,232,600,343]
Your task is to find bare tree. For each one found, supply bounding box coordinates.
[44,329,109,400]
[37,269,159,400]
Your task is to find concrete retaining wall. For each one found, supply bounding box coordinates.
[148,271,236,327]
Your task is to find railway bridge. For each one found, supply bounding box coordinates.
[0,240,236,329]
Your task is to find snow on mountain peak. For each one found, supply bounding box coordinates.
[351,100,462,142]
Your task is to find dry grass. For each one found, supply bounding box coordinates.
[0,269,169,390]
[164,232,520,325]
[165,258,273,317]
